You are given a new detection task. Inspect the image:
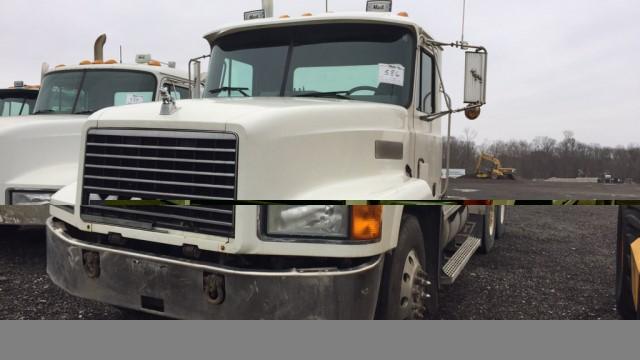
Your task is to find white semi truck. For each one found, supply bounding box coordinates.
[0,34,191,229]
[46,3,499,319]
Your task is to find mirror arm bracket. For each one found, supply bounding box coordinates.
[420,103,484,122]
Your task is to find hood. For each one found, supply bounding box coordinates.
[0,114,89,204]
[92,97,406,130]
[91,98,411,199]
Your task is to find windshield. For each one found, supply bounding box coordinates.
[205,23,416,107]
[0,96,36,116]
[33,70,157,115]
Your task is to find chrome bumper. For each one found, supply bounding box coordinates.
[46,218,384,319]
[0,205,49,226]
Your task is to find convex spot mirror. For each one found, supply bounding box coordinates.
[464,51,487,105]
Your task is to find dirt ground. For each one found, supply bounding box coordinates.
[0,206,620,320]
[447,177,640,200]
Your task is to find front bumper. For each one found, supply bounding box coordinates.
[0,205,49,226]
[47,218,384,319]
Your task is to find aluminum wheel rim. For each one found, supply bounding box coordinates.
[399,249,423,320]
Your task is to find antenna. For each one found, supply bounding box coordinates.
[326,0,329,12]
[119,45,123,64]
[460,0,467,44]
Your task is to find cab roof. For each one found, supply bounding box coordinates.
[204,12,433,44]
[46,63,188,80]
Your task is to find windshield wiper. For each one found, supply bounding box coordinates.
[32,109,57,115]
[294,91,352,100]
[208,87,249,97]
[73,110,96,115]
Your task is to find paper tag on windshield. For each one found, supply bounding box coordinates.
[125,93,145,105]
[378,64,405,86]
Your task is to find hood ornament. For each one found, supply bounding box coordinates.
[159,87,177,115]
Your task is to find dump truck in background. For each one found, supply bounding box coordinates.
[0,34,191,231]
[0,82,39,117]
[46,1,498,319]
[616,205,640,319]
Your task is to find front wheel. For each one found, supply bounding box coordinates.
[616,206,640,319]
[377,214,432,320]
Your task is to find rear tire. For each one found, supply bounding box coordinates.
[480,206,496,254]
[377,214,430,320]
[616,206,640,319]
[495,205,506,239]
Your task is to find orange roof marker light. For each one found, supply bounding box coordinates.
[79,60,92,65]
[55,64,66,69]
[279,14,290,19]
[302,12,313,17]
[351,205,383,241]
[147,60,162,66]
[397,11,409,17]
[104,59,118,64]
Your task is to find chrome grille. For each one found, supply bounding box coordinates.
[80,129,237,237]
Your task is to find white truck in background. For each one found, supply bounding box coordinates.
[47,1,500,319]
[0,34,191,230]
[0,82,39,117]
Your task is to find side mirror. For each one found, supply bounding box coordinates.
[463,51,487,105]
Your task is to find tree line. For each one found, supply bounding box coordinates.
[448,130,640,181]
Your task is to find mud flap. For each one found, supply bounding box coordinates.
[631,238,640,313]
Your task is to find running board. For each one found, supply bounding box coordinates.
[441,235,481,285]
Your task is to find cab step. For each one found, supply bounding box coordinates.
[440,235,481,285]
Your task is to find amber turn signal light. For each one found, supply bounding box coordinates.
[351,205,382,240]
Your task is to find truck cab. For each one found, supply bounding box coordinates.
[0,35,191,228]
[0,82,39,117]
[51,11,486,206]
[47,5,499,320]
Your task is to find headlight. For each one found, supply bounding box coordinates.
[264,205,382,242]
[9,191,55,205]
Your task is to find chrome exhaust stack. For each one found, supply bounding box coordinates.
[94,34,107,63]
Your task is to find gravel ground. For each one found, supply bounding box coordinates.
[438,206,619,319]
[448,177,640,200]
[0,206,620,320]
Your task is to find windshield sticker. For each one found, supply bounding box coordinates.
[125,93,146,105]
[378,64,405,86]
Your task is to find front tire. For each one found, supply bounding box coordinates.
[616,206,640,319]
[480,206,496,254]
[495,205,506,239]
[377,214,431,320]
[0,225,21,236]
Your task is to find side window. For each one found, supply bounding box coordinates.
[217,58,253,97]
[419,50,434,113]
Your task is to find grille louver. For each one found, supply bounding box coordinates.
[80,129,237,237]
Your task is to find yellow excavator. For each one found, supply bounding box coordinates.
[474,153,517,180]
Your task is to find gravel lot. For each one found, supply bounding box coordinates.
[0,206,620,320]
[448,177,640,200]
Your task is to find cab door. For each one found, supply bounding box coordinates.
[412,46,443,198]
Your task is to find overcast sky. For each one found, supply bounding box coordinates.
[2,0,638,146]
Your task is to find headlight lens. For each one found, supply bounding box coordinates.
[266,205,349,238]
[264,205,383,241]
[10,191,54,205]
